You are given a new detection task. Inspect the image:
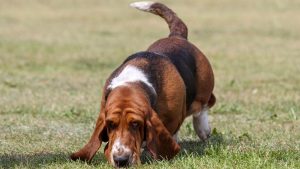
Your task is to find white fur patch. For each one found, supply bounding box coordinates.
[173,132,179,143]
[140,141,147,153]
[193,107,211,140]
[130,1,154,11]
[111,138,131,165]
[108,65,155,92]
[141,141,146,148]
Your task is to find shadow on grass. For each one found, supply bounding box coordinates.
[141,128,226,164]
[179,128,225,156]
[0,152,108,168]
[0,152,69,168]
[0,129,227,167]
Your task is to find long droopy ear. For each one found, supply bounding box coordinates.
[146,109,180,160]
[70,110,107,162]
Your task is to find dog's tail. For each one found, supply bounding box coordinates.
[130,1,188,39]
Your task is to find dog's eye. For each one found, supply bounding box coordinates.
[107,121,117,130]
[130,122,140,129]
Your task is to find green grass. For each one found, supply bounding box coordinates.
[0,0,299,168]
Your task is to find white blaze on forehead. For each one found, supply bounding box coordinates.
[108,65,155,92]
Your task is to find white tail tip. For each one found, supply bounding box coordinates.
[130,1,155,11]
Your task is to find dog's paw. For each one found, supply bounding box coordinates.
[193,108,211,141]
[70,151,91,162]
[196,125,211,141]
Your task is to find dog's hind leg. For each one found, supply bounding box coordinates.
[188,46,216,141]
[189,93,215,141]
[192,105,211,141]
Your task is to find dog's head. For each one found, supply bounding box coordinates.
[99,86,180,167]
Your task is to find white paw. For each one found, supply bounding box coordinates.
[193,108,211,141]
[173,132,179,143]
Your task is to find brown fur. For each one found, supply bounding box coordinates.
[148,37,215,115]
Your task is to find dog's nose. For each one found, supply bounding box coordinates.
[113,154,130,167]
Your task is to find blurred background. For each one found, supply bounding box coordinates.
[0,0,299,168]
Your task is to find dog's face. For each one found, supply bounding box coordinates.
[98,86,180,168]
[103,86,147,167]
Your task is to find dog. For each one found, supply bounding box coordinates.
[71,1,216,168]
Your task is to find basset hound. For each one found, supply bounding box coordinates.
[71,1,216,168]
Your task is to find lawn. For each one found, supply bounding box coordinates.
[0,0,299,168]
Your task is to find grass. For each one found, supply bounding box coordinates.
[0,0,299,168]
